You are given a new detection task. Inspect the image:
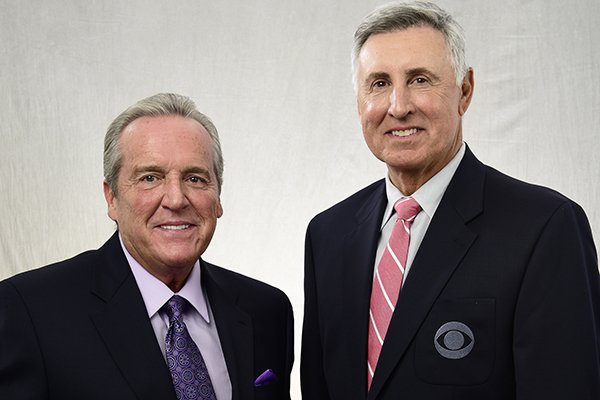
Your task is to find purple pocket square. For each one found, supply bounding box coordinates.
[254,369,278,387]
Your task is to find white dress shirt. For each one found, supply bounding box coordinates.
[121,236,232,400]
[374,142,466,285]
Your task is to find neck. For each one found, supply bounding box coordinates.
[145,264,194,293]
[162,273,191,293]
[388,141,463,196]
[388,169,429,196]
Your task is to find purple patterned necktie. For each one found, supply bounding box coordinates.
[164,295,217,400]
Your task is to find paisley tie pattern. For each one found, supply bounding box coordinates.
[164,295,217,400]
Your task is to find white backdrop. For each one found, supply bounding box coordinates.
[2,0,599,397]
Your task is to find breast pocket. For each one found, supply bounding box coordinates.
[254,381,283,400]
[415,298,495,385]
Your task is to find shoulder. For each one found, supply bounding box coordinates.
[202,261,293,332]
[465,163,595,252]
[0,248,102,347]
[2,233,120,296]
[202,261,291,309]
[454,147,579,221]
[308,179,385,231]
[2,249,98,296]
[483,164,583,218]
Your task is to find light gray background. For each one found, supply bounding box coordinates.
[2,0,599,397]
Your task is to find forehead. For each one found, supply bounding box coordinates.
[120,115,213,163]
[357,26,451,74]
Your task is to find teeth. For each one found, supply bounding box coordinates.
[161,224,190,230]
[391,128,417,137]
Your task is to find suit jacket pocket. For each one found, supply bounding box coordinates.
[415,297,495,385]
[254,381,283,400]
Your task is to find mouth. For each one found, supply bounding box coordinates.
[159,224,191,231]
[388,128,418,137]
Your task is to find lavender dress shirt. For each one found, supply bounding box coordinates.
[121,237,232,400]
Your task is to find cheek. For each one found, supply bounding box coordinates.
[124,193,161,222]
[192,195,222,218]
[413,92,441,112]
[359,97,387,123]
[367,100,386,119]
[425,90,461,117]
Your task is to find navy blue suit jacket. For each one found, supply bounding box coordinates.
[0,232,294,400]
[301,146,600,399]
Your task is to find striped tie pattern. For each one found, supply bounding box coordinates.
[367,197,421,389]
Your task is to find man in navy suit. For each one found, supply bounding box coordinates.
[0,93,293,399]
[301,2,600,399]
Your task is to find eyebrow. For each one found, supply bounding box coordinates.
[131,165,211,177]
[362,71,391,87]
[131,165,164,176]
[182,166,211,176]
[406,67,441,82]
[362,67,441,87]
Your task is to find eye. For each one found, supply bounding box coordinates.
[188,175,208,184]
[371,79,389,90]
[434,321,474,359]
[411,76,429,85]
[141,175,157,183]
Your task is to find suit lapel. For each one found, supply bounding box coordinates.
[89,233,177,400]
[202,262,253,400]
[368,148,486,399]
[341,181,387,398]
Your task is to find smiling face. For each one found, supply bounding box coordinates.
[103,115,223,285]
[356,26,473,194]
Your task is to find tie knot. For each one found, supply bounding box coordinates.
[164,295,187,323]
[394,197,421,221]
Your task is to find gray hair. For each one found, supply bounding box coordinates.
[352,1,468,87]
[103,93,224,195]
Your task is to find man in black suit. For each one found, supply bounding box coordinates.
[0,93,293,399]
[301,2,600,399]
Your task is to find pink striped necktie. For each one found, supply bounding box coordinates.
[367,197,421,389]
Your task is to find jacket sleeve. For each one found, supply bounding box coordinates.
[513,201,600,399]
[0,279,48,399]
[283,291,294,400]
[300,224,332,399]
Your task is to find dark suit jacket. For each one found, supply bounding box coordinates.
[301,146,600,399]
[0,232,294,400]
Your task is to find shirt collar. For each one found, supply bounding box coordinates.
[381,142,466,229]
[118,234,210,323]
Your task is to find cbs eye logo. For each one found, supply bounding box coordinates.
[434,321,474,360]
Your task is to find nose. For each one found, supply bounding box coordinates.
[161,178,189,210]
[388,85,414,119]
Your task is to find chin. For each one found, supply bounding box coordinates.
[384,157,423,171]
[159,254,198,268]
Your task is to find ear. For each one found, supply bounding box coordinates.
[458,68,475,116]
[103,180,118,222]
[216,200,223,219]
